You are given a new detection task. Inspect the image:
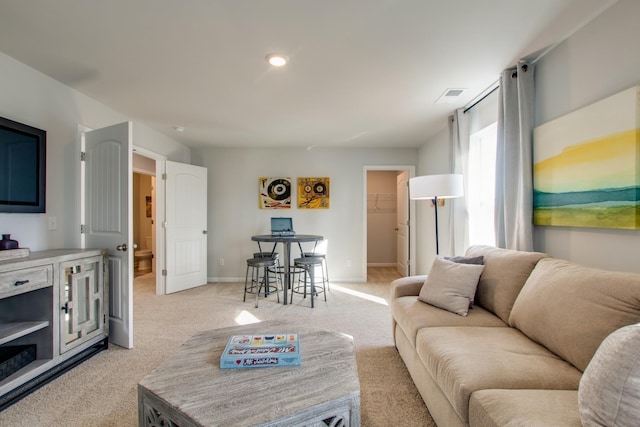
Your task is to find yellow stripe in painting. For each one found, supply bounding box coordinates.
[535,129,638,173]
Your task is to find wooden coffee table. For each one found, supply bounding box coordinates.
[138,320,361,426]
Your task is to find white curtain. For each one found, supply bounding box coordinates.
[448,109,470,255]
[495,61,535,251]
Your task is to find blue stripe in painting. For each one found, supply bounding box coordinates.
[534,187,640,208]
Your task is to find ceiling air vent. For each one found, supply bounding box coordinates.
[435,88,466,104]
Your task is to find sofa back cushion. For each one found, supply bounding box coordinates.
[465,245,547,323]
[510,258,640,372]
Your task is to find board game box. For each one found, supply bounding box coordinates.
[220,333,301,369]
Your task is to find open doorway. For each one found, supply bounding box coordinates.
[133,148,166,295]
[364,166,415,279]
[132,171,155,278]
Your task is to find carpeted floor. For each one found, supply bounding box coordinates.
[0,268,435,426]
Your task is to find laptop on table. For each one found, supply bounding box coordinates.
[271,217,296,237]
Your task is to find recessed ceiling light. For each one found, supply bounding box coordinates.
[266,53,288,67]
[173,126,185,132]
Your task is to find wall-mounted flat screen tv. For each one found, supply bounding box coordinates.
[0,116,46,213]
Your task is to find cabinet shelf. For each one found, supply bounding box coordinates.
[0,321,50,346]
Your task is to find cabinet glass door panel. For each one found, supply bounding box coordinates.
[60,256,105,353]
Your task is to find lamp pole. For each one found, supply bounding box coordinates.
[433,196,440,255]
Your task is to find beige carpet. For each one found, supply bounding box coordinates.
[0,268,435,427]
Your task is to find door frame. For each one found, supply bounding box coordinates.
[133,146,167,295]
[363,165,416,278]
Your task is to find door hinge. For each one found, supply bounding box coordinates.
[80,224,86,234]
[80,152,86,161]
[162,173,167,180]
[162,269,167,276]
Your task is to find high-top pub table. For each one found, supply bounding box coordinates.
[251,234,323,305]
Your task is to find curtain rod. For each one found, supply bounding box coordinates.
[463,82,499,113]
[462,37,560,115]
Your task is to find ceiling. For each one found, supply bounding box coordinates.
[0,0,617,149]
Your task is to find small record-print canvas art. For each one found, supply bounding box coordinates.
[259,177,292,209]
[298,177,330,209]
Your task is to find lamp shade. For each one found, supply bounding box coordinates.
[409,174,463,200]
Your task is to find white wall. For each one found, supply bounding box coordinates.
[414,0,640,274]
[0,52,190,251]
[191,147,418,282]
[414,126,451,274]
[534,0,640,273]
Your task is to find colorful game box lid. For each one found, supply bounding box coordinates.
[220,333,301,369]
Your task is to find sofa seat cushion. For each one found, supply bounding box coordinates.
[391,296,507,347]
[469,389,581,427]
[465,245,547,323]
[416,326,582,423]
[510,258,640,372]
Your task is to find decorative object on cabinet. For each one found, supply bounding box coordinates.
[533,86,640,229]
[0,249,108,410]
[298,177,330,209]
[259,177,292,209]
[0,234,19,250]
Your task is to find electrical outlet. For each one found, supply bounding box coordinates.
[346,259,352,268]
[48,216,57,230]
[219,258,225,266]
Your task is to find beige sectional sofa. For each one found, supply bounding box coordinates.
[390,245,640,427]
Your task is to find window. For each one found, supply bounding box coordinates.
[467,122,497,246]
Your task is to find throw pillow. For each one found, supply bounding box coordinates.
[579,323,640,426]
[418,257,484,316]
[444,255,484,265]
[444,255,484,306]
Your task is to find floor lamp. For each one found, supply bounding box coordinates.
[409,174,463,255]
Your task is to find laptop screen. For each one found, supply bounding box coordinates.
[271,217,293,233]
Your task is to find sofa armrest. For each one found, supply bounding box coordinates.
[390,275,427,299]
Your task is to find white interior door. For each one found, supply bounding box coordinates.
[165,160,208,294]
[396,171,409,276]
[83,122,133,348]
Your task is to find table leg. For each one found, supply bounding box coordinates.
[282,242,290,305]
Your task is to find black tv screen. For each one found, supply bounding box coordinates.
[0,116,46,213]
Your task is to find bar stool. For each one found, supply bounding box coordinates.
[302,240,330,292]
[291,256,326,308]
[254,242,280,291]
[244,257,280,308]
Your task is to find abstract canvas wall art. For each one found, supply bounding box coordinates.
[533,86,639,229]
[259,177,292,209]
[298,177,330,209]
